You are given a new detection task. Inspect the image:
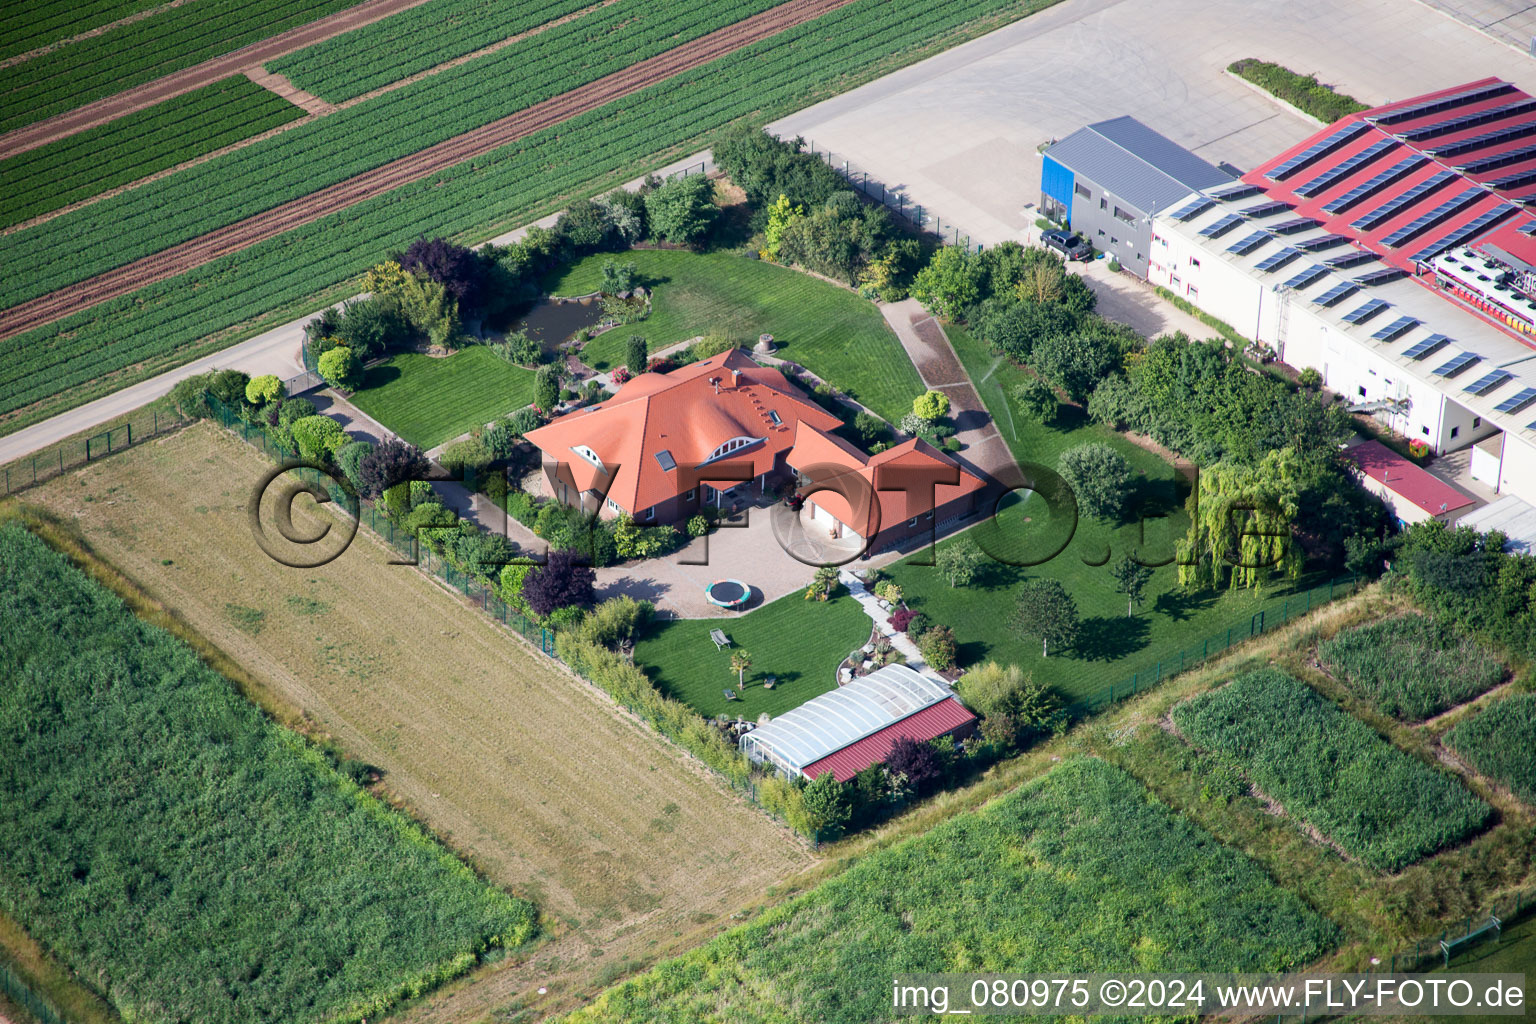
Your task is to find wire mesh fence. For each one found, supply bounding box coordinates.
[1,406,189,498]
[801,138,988,252]
[1388,886,1536,974]
[0,958,68,1024]
[1062,574,1361,721]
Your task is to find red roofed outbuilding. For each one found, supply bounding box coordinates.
[1341,440,1476,524]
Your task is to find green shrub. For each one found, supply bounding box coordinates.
[317,345,362,390]
[686,515,709,538]
[1318,614,1507,721]
[245,373,282,406]
[439,435,494,475]
[289,414,347,462]
[0,525,535,1024]
[1228,59,1368,122]
[1444,694,1536,805]
[575,596,655,649]
[1173,669,1491,870]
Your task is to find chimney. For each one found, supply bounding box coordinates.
[731,368,741,388]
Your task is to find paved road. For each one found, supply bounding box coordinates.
[771,0,1536,249]
[0,318,307,464]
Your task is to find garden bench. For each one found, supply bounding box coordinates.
[723,688,739,701]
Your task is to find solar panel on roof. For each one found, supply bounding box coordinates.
[1494,386,1536,414]
[1243,200,1293,217]
[1211,183,1264,201]
[1227,230,1271,256]
[1266,122,1373,180]
[1372,315,1419,341]
[1284,265,1329,290]
[1372,82,1516,126]
[1269,217,1320,235]
[1297,234,1352,251]
[1172,197,1215,221]
[1521,223,1536,236]
[1408,205,1520,263]
[1431,120,1536,160]
[1399,98,1536,141]
[1489,167,1536,192]
[1401,331,1448,357]
[1198,213,1245,238]
[1313,282,1360,307]
[1294,140,1399,198]
[1464,369,1514,395]
[1341,298,1389,325]
[1460,143,1536,176]
[1355,267,1409,285]
[1254,247,1302,272]
[1380,188,1487,247]
[1352,172,1457,231]
[1433,352,1481,378]
[1322,157,1428,214]
[1327,250,1379,269]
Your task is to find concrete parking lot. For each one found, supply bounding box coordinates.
[771,0,1536,248]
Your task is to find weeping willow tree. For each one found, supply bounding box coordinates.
[1179,447,1307,590]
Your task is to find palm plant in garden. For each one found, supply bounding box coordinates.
[730,649,753,688]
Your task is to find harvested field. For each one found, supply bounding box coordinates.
[0,0,856,342]
[27,422,811,1013]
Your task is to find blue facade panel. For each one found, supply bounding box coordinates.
[1041,155,1075,210]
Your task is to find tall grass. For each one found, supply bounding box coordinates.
[1445,694,1536,806]
[1318,613,1507,721]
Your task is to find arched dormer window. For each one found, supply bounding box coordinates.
[700,436,763,465]
[571,445,605,472]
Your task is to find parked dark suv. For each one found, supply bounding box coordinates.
[1041,229,1092,261]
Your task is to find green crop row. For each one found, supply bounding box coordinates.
[0,76,304,229]
[1318,613,1507,722]
[0,0,1058,431]
[563,758,1336,1024]
[268,0,597,103]
[0,0,784,306]
[0,0,164,60]
[0,522,536,1024]
[1445,693,1536,806]
[1173,669,1491,872]
[0,0,355,134]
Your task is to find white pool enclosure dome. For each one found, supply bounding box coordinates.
[740,664,964,779]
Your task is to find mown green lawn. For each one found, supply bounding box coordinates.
[348,347,535,449]
[633,590,870,719]
[883,325,1328,704]
[544,249,924,423]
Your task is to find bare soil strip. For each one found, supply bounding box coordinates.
[0,0,435,157]
[28,423,812,1019]
[0,0,615,238]
[243,66,334,114]
[0,0,855,340]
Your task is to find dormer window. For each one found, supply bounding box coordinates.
[572,445,605,471]
[700,436,763,464]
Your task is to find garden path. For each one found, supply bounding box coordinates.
[838,569,934,678]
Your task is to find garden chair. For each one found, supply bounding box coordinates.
[723,688,739,701]
[710,628,731,649]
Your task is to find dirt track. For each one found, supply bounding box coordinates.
[0,0,435,157]
[0,0,855,343]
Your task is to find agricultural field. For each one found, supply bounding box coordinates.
[634,590,870,719]
[268,0,596,103]
[27,423,811,1007]
[0,0,357,133]
[549,249,926,422]
[563,757,1338,1024]
[0,76,305,229]
[1317,613,1507,722]
[1173,669,1491,872]
[348,347,536,449]
[0,0,166,60]
[0,0,1062,434]
[2,0,791,308]
[0,522,535,1024]
[1444,693,1536,806]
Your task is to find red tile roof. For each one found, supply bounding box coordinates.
[1341,440,1475,517]
[785,423,988,538]
[524,350,842,515]
[801,697,976,783]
